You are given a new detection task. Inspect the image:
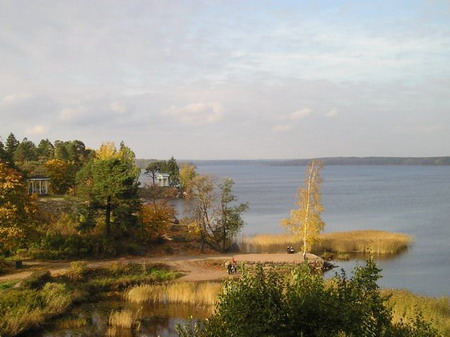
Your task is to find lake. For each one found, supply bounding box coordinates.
[193,162,450,297]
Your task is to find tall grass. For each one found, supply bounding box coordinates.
[383,289,450,337]
[241,230,412,255]
[125,281,221,307]
[108,309,135,329]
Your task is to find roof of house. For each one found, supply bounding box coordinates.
[28,175,50,180]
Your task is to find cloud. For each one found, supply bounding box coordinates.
[289,108,312,120]
[59,106,89,122]
[25,125,48,136]
[271,124,292,133]
[164,102,224,126]
[326,108,338,117]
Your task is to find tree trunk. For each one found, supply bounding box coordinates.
[105,195,111,236]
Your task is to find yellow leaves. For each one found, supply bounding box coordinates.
[96,142,118,160]
[140,202,175,239]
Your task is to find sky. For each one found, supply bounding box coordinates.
[1,0,449,160]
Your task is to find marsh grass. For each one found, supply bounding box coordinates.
[108,309,135,328]
[125,281,221,307]
[241,230,412,256]
[383,289,450,336]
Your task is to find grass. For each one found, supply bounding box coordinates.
[0,262,180,337]
[241,230,412,256]
[383,289,450,337]
[108,309,135,328]
[125,281,222,307]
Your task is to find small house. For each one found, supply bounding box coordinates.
[27,176,50,195]
[156,173,170,187]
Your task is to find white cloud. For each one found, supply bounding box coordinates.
[25,125,48,136]
[59,106,88,122]
[289,108,312,120]
[326,108,338,118]
[165,102,224,126]
[271,124,292,133]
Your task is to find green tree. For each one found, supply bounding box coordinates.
[13,138,38,163]
[145,161,161,185]
[0,141,7,162]
[214,178,248,251]
[166,156,180,186]
[4,133,19,164]
[76,143,141,237]
[187,176,248,252]
[37,139,54,160]
[282,160,325,258]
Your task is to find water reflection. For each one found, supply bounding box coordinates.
[29,300,212,337]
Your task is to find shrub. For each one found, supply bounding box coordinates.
[185,258,442,337]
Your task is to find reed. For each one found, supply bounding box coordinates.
[108,309,134,329]
[382,289,450,336]
[241,230,412,255]
[125,281,221,307]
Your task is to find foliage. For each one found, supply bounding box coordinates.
[139,201,176,240]
[183,258,442,337]
[0,162,37,255]
[180,163,198,191]
[145,157,180,186]
[282,160,325,257]
[187,176,248,252]
[44,159,77,194]
[75,142,141,236]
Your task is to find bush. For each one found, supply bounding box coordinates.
[187,258,442,337]
[21,270,52,290]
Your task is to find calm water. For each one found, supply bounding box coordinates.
[194,163,450,297]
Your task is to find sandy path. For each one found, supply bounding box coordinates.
[0,253,321,283]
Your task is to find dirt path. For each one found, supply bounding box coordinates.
[0,253,322,283]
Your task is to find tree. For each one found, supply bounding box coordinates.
[145,161,161,185]
[166,156,180,186]
[139,201,175,240]
[76,142,141,237]
[179,163,197,192]
[187,176,248,252]
[282,160,324,259]
[44,159,77,194]
[4,133,19,164]
[13,138,38,163]
[0,162,37,254]
[37,139,54,160]
[214,178,248,251]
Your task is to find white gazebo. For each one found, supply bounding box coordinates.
[27,176,50,195]
[156,173,170,187]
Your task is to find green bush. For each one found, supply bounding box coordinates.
[187,259,442,337]
[21,270,52,290]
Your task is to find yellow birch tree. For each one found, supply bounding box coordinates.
[282,160,325,258]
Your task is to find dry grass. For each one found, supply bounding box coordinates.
[125,281,221,307]
[241,230,412,255]
[382,289,450,336]
[108,309,135,329]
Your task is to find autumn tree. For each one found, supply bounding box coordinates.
[139,201,176,240]
[179,163,198,192]
[76,142,141,237]
[44,159,77,194]
[282,160,325,258]
[0,162,37,254]
[187,176,248,252]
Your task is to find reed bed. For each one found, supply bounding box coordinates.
[241,230,412,255]
[383,289,450,336]
[125,281,221,306]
